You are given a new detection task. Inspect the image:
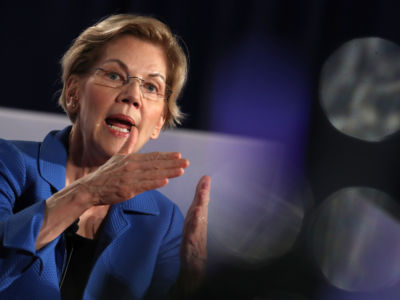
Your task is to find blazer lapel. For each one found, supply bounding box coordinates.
[97,192,160,253]
[38,127,71,192]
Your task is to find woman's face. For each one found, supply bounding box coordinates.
[69,35,168,161]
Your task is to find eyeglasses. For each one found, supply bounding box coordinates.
[93,67,172,101]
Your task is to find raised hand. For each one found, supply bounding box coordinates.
[175,175,211,297]
[79,130,189,206]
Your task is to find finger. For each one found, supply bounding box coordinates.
[118,127,138,155]
[137,178,169,192]
[190,175,211,209]
[185,206,206,230]
[127,166,186,196]
[184,176,211,232]
[140,167,186,180]
[181,205,208,260]
[132,151,183,161]
[130,158,189,171]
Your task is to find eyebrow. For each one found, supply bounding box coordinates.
[103,59,128,72]
[148,73,166,82]
[102,59,166,82]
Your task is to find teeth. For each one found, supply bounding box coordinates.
[107,124,130,133]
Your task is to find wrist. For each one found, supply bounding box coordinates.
[37,182,94,250]
[71,176,101,207]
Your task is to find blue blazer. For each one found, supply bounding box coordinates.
[0,127,184,300]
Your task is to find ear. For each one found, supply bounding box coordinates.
[65,75,81,113]
[150,114,166,140]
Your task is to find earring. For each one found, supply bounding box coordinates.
[69,96,78,109]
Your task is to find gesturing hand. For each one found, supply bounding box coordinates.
[178,175,211,294]
[79,130,189,206]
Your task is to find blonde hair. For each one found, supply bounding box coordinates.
[59,14,187,128]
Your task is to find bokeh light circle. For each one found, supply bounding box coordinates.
[310,187,400,292]
[320,37,400,142]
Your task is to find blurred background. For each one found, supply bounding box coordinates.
[1,0,400,299]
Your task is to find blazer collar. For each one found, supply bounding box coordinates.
[103,193,161,241]
[38,126,71,192]
[98,192,160,253]
[120,192,160,216]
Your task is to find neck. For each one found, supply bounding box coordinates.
[66,124,110,185]
[65,125,112,239]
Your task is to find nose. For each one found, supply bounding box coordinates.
[118,80,142,108]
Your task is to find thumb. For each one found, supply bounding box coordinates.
[118,127,138,155]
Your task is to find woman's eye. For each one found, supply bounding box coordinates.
[106,72,122,81]
[143,82,158,94]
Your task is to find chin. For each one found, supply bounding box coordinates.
[99,142,124,160]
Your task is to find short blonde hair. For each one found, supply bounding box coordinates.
[59,14,187,128]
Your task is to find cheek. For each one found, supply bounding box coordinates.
[80,86,112,121]
[143,104,164,126]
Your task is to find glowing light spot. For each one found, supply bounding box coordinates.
[320,37,400,142]
[310,187,400,292]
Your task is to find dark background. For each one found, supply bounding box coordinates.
[1,0,400,299]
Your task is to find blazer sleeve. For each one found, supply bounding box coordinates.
[145,203,184,299]
[0,140,52,291]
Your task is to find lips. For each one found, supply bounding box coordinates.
[105,114,135,133]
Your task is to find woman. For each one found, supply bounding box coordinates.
[0,14,210,299]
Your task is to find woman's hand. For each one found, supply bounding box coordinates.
[175,175,211,297]
[80,132,189,206]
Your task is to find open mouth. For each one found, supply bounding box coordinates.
[105,115,135,133]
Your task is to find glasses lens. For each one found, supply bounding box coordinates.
[93,68,170,101]
[139,80,166,101]
[94,68,124,88]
